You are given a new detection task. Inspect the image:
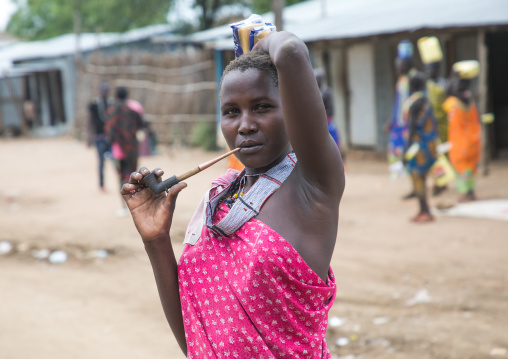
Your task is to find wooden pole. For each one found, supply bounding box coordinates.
[272,0,285,31]
[73,1,82,67]
[73,0,82,138]
[321,0,327,18]
[477,29,490,176]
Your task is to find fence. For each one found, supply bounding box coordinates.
[75,48,217,146]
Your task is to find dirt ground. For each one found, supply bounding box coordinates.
[1,137,507,359]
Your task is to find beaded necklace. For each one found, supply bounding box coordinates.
[223,173,260,208]
[206,153,297,237]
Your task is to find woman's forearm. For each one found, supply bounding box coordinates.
[260,32,342,190]
[145,236,187,356]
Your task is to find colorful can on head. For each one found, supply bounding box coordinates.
[250,24,276,51]
[397,40,413,59]
[453,60,480,79]
[231,14,263,58]
[417,36,443,64]
[231,15,276,58]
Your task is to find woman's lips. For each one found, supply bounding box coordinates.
[239,144,263,153]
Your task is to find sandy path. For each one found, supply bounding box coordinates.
[1,138,507,359]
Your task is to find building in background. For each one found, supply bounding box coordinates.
[1,0,508,162]
[192,0,508,159]
[0,25,176,136]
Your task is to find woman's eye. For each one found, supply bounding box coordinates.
[224,108,239,116]
[255,104,270,111]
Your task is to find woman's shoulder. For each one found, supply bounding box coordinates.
[410,96,427,112]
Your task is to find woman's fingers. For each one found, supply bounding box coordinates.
[121,167,153,199]
[121,182,139,199]
[153,168,164,183]
[127,170,143,184]
[251,30,274,51]
[119,167,170,204]
[138,167,151,177]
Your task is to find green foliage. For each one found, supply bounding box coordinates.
[189,0,308,31]
[193,0,245,30]
[6,0,310,39]
[171,20,197,35]
[7,0,172,40]
[189,121,217,151]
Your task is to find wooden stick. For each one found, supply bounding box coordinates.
[176,147,241,182]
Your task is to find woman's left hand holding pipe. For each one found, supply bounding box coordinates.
[120,167,187,243]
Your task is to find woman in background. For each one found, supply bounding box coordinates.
[444,61,482,203]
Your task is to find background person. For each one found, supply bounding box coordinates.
[105,86,144,216]
[87,81,114,192]
[417,36,449,196]
[387,40,415,168]
[403,73,438,222]
[444,61,482,203]
[314,68,343,157]
[127,98,155,157]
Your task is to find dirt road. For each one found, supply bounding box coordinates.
[1,138,507,359]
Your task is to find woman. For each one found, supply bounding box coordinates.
[387,40,414,168]
[106,86,145,216]
[121,31,345,358]
[105,87,144,187]
[444,63,481,203]
[403,74,438,222]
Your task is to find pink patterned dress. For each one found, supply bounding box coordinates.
[178,172,336,358]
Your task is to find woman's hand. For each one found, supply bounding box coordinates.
[121,167,187,243]
[251,31,296,59]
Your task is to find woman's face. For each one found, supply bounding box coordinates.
[395,57,411,76]
[220,68,290,173]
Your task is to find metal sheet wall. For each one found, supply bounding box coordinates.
[0,76,24,129]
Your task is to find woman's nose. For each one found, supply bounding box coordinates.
[238,112,257,135]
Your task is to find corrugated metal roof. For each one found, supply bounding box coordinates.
[191,0,508,49]
[297,0,508,42]
[2,0,507,68]
[0,24,173,70]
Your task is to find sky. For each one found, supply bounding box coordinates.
[0,0,17,31]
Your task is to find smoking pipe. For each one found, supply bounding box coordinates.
[141,148,241,196]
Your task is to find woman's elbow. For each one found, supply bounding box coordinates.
[273,35,309,66]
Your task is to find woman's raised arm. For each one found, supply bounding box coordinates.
[255,32,344,194]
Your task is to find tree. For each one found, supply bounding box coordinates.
[250,0,306,15]
[190,0,307,31]
[7,0,173,40]
[193,0,247,31]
